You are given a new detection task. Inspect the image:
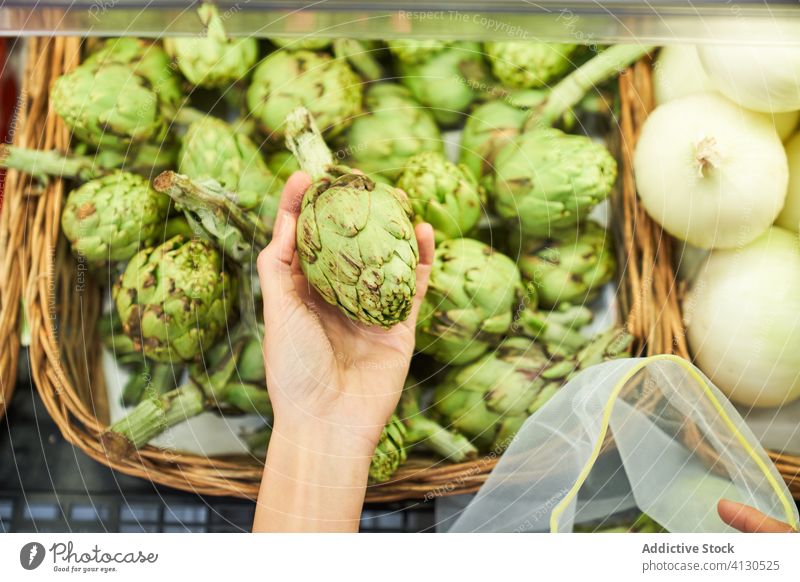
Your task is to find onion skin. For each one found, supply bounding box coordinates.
[634,93,788,250]
[697,44,800,113]
[654,46,799,141]
[684,227,800,408]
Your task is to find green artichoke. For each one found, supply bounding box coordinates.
[396,151,482,243]
[387,39,453,64]
[164,3,258,88]
[345,83,443,179]
[114,236,235,362]
[82,38,183,107]
[61,172,170,265]
[484,42,578,89]
[434,328,632,452]
[246,49,362,140]
[397,42,486,127]
[459,90,548,179]
[287,108,419,328]
[514,303,593,355]
[369,415,408,483]
[178,116,283,219]
[490,128,617,238]
[52,64,167,148]
[270,37,332,50]
[433,337,575,452]
[103,331,272,457]
[416,238,531,364]
[516,222,616,308]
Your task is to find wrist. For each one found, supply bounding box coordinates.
[271,420,379,460]
[254,422,375,532]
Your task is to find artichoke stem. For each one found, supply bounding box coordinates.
[223,382,272,416]
[399,386,478,463]
[527,44,654,130]
[121,364,150,407]
[0,145,105,181]
[406,415,478,463]
[103,382,205,456]
[153,171,270,257]
[285,107,334,181]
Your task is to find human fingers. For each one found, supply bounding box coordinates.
[717,499,796,533]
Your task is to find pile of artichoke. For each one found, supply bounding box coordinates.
[5,4,648,483]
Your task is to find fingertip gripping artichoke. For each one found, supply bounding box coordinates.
[491,128,617,238]
[164,3,258,88]
[246,49,363,140]
[287,107,419,328]
[61,172,170,265]
[114,236,235,362]
[345,83,443,179]
[416,237,531,364]
[516,221,616,308]
[397,151,482,243]
[484,42,578,89]
[297,173,420,327]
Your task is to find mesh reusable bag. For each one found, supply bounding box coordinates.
[450,356,800,533]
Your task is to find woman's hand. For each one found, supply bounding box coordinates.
[257,171,434,450]
[253,172,434,532]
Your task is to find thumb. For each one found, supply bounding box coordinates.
[408,222,435,326]
[257,211,298,319]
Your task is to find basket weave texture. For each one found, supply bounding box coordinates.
[21,42,800,501]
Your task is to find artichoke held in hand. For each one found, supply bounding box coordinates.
[287,108,419,328]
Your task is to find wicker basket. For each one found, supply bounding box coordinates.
[0,37,59,419]
[22,40,800,501]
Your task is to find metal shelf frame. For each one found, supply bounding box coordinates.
[1,1,800,44]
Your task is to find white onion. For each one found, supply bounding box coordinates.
[653,46,716,105]
[634,93,788,249]
[653,46,799,140]
[775,132,800,232]
[684,227,800,408]
[697,44,800,113]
